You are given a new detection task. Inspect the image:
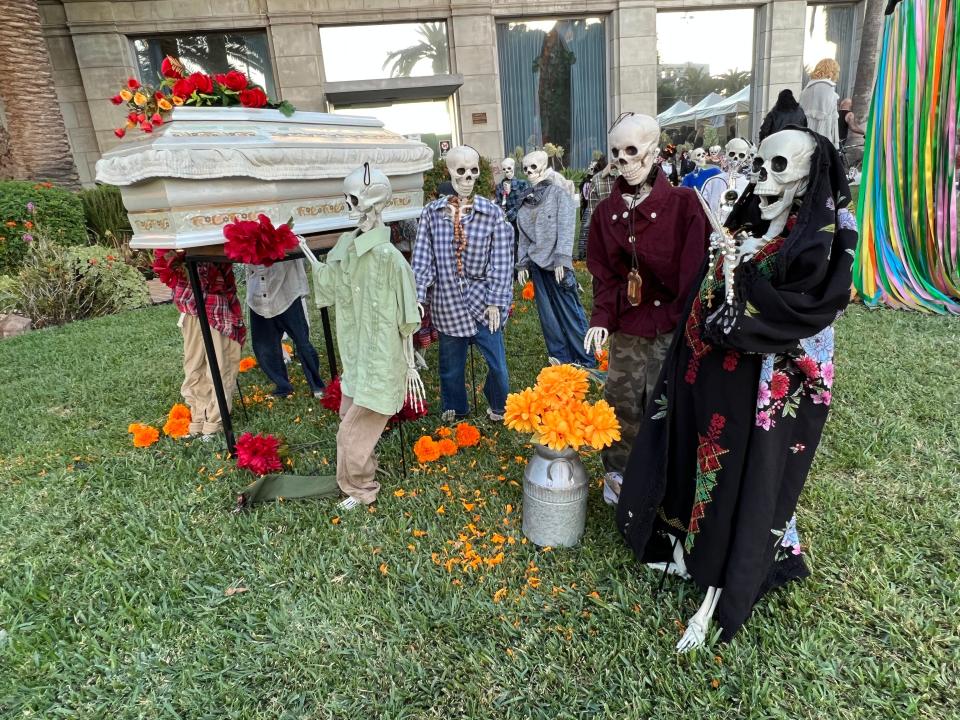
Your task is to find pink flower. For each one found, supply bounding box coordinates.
[756,411,772,431]
[821,361,835,388]
[757,381,771,408]
[791,544,803,555]
[812,390,832,406]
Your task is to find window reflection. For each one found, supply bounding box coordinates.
[132,32,276,99]
[319,22,450,82]
[804,4,857,98]
[497,18,606,170]
[330,99,455,159]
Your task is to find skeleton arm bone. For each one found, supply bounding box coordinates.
[402,335,426,412]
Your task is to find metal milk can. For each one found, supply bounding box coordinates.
[521,443,589,547]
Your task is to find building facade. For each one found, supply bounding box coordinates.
[40,0,864,186]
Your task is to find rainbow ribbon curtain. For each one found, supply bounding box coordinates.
[854,0,960,313]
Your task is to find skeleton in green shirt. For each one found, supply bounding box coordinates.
[300,164,424,509]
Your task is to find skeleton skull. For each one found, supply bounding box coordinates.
[754,129,817,229]
[501,158,516,180]
[607,113,660,186]
[725,138,751,169]
[691,147,707,168]
[343,163,392,225]
[446,145,481,198]
[522,150,549,185]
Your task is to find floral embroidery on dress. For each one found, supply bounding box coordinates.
[838,207,858,232]
[772,514,803,560]
[685,413,728,551]
[755,326,836,430]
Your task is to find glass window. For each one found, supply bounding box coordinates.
[319,22,450,83]
[804,4,858,98]
[330,98,455,160]
[132,31,276,99]
[656,9,755,144]
[497,18,606,170]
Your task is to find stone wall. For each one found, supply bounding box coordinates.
[41,0,839,180]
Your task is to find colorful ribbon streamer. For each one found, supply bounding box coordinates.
[854,0,960,314]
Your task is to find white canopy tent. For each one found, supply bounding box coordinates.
[661,86,752,128]
[656,100,691,126]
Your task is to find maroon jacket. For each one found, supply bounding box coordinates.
[586,170,709,338]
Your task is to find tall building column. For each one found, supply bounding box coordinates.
[450,9,502,159]
[267,11,325,113]
[611,2,658,118]
[761,0,807,113]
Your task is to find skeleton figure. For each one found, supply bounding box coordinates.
[522,149,549,186]
[753,130,817,241]
[502,157,516,181]
[724,138,752,173]
[708,145,723,164]
[583,112,660,356]
[445,145,481,215]
[691,147,708,168]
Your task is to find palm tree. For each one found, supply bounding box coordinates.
[0,0,79,189]
[678,66,719,104]
[716,69,750,96]
[851,0,885,124]
[382,23,450,78]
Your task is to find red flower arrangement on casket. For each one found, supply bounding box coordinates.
[222,214,299,267]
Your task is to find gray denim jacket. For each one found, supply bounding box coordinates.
[516,178,577,271]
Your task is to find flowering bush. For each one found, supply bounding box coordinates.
[0,182,86,274]
[503,364,620,452]
[222,214,299,267]
[235,432,284,476]
[108,59,294,137]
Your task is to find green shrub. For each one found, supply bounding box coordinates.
[4,237,149,328]
[422,156,495,202]
[79,184,132,248]
[0,181,86,275]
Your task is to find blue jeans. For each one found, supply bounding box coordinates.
[250,300,325,396]
[530,264,595,367]
[438,321,509,416]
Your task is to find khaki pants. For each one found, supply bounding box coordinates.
[602,331,672,475]
[180,313,242,436]
[336,395,390,504]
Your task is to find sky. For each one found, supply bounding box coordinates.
[655,9,756,76]
[319,23,444,83]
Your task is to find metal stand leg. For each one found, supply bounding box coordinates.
[186,260,236,454]
[235,379,248,421]
[320,307,337,378]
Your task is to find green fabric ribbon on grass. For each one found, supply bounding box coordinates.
[235,474,339,510]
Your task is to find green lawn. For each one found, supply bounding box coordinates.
[1,285,958,719]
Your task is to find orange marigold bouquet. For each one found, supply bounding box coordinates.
[128,422,160,448]
[413,422,482,464]
[504,364,620,452]
[163,403,192,438]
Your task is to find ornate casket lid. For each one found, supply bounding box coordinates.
[95,107,434,186]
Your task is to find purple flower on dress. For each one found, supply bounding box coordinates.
[26,202,35,214]
[821,361,835,388]
[812,390,832,406]
[826,196,835,211]
[22,233,33,244]
[757,381,771,408]
[838,208,858,232]
[756,410,773,431]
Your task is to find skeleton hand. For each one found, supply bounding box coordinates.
[517,268,529,286]
[736,235,766,264]
[583,326,608,355]
[297,236,322,269]
[484,306,501,333]
[554,266,566,284]
[402,336,426,413]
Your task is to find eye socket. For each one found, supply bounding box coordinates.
[470,167,479,174]
[771,156,788,172]
[738,152,747,160]
[347,194,358,206]
[611,147,620,158]
[530,164,538,170]
[752,157,764,172]
[625,146,638,156]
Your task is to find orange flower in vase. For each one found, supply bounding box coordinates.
[504,387,544,434]
[579,399,621,449]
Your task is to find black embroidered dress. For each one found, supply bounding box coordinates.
[616,131,858,641]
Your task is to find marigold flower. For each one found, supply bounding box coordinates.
[454,422,481,448]
[595,349,609,372]
[437,427,452,438]
[119,89,133,102]
[168,403,191,421]
[413,435,441,463]
[536,364,589,403]
[128,422,159,448]
[437,438,458,457]
[504,387,544,434]
[282,342,293,355]
[580,399,621,449]
[162,416,190,438]
[493,587,508,602]
[238,357,256,372]
[521,280,535,300]
[537,407,586,451]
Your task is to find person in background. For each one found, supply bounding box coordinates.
[245,260,325,399]
[799,58,841,147]
[838,97,867,167]
[659,144,680,186]
[679,149,696,178]
[758,89,807,142]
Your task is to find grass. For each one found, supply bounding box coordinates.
[1,277,959,719]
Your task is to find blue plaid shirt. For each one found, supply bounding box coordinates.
[494,178,530,223]
[412,195,515,337]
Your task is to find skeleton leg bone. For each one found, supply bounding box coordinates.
[646,535,691,580]
[677,586,723,653]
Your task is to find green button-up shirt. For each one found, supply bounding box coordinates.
[312,226,421,416]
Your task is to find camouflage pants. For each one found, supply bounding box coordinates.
[602,331,672,475]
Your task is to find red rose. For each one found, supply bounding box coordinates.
[136,113,146,123]
[188,72,214,94]
[127,77,140,89]
[238,86,268,108]
[114,127,126,138]
[151,112,163,124]
[110,94,123,105]
[770,371,790,400]
[215,70,248,92]
[160,56,182,79]
[140,121,153,133]
[152,249,183,288]
[154,91,165,100]
[172,77,195,99]
[127,111,139,123]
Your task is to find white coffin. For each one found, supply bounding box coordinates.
[95,107,435,249]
